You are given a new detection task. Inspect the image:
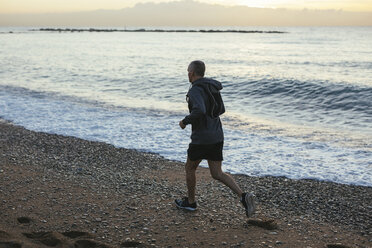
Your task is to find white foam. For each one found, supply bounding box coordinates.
[1,91,371,187]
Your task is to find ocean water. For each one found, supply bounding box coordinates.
[0,26,371,186]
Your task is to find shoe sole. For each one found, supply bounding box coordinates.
[175,202,197,211]
[245,193,256,217]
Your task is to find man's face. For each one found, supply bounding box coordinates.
[187,65,194,83]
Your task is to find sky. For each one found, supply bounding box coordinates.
[1,0,372,14]
[1,0,371,26]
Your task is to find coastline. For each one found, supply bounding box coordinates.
[0,119,371,247]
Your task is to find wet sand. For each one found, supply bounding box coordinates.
[0,119,371,247]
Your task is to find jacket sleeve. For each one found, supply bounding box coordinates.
[182,88,206,125]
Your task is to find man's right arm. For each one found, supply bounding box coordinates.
[182,88,206,126]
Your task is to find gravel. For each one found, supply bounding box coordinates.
[0,119,371,247]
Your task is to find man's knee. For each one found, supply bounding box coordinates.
[185,159,199,171]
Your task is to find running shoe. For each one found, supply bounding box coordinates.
[175,197,197,211]
[241,192,256,217]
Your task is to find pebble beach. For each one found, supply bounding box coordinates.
[0,119,371,248]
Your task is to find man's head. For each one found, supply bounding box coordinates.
[188,60,205,83]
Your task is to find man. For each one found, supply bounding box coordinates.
[175,60,256,217]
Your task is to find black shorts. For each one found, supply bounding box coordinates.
[187,141,223,161]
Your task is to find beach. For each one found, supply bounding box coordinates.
[0,119,370,247]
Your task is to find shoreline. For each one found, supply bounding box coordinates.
[1,119,371,247]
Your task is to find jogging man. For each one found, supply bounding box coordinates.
[175,60,256,217]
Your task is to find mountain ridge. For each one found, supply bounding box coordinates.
[1,0,371,26]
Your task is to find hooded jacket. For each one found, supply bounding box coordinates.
[182,77,225,144]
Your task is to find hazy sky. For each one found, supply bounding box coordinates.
[1,0,372,14]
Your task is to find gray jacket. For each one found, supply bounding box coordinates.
[182,77,225,144]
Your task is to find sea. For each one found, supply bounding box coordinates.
[0,26,371,187]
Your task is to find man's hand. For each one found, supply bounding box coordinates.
[179,120,186,129]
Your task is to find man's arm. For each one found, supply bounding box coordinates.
[180,88,206,128]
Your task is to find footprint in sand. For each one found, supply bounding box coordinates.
[17,217,31,224]
[61,231,91,239]
[0,241,22,248]
[23,230,111,248]
[62,231,110,248]
[246,218,278,230]
[0,231,12,239]
[120,241,144,247]
[22,232,62,247]
[327,244,351,248]
[74,239,110,248]
[0,230,22,248]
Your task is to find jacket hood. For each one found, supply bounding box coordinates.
[192,77,223,91]
[191,77,225,118]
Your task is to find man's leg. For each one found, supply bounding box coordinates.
[208,160,256,217]
[208,160,243,197]
[185,157,202,204]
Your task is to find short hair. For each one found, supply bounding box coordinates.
[189,60,205,77]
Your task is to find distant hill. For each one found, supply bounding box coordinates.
[1,0,371,26]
